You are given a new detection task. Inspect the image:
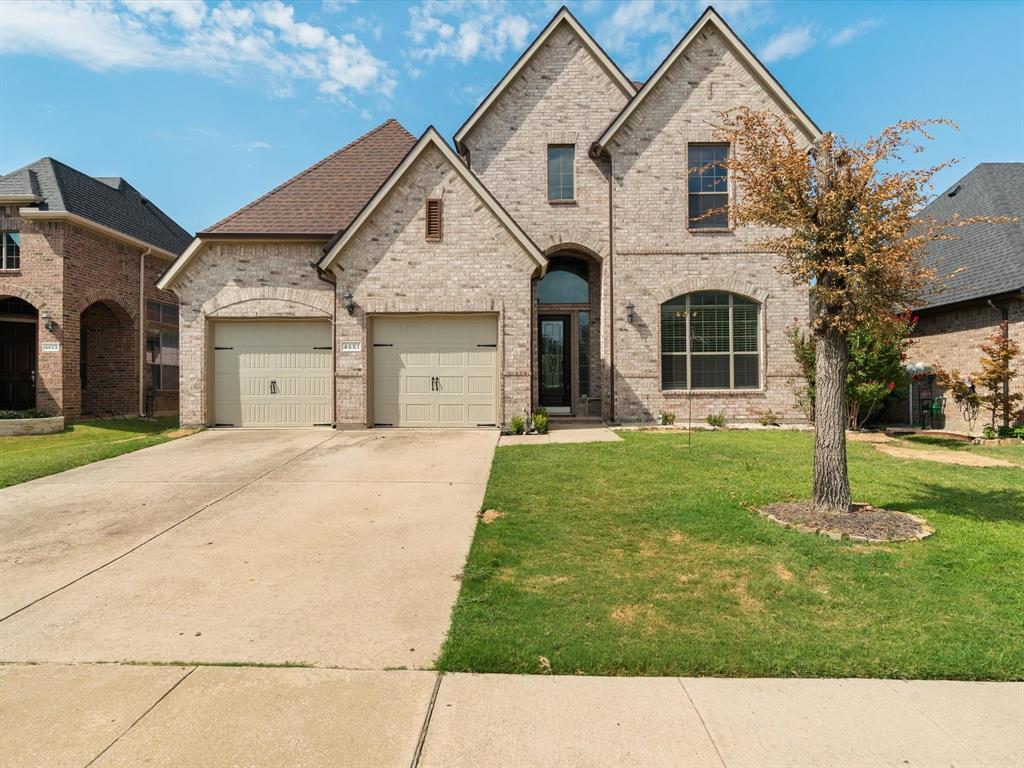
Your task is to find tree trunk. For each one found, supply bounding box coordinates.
[812,328,852,512]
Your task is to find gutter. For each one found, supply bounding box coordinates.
[18,208,177,261]
[311,261,338,428]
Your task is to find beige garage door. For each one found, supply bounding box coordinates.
[372,315,497,427]
[213,321,332,427]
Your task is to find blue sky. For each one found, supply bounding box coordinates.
[2,0,1022,234]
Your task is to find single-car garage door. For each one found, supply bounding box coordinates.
[372,315,497,427]
[213,321,332,427]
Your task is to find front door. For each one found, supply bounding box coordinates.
[0,320,37,410]
[539,315,571,410]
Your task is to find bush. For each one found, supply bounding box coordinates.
[658,410,676,426]
[982,424,997,439]
[706,412,727,428]
[509,415,525,435]
[997,425,1015,439]
[532,412,549,435]
[756,409,779,426]
[0,409,49,419]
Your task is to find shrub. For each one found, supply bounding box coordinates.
[756,409,779,426]
[0,409,49,419]
[981,424,997,439]
[658,410,676,426]
[1013,426,1024,440]
[509,415,526,435]
[997,425,1014,438]
[706,412,727,428]
[532,412,549,434]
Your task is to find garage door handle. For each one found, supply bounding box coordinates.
[270,380,278,394]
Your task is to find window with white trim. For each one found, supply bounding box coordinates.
[687,144,729,229]
[661,292,759,390]
[1,231,20,270]
[547,145,575,201]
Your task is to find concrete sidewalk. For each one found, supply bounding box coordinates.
[2,664,1020,768]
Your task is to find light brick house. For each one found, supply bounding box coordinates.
[158,6,820,430]
[0,158,191,419]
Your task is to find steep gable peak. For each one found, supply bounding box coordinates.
[453,6,637,152]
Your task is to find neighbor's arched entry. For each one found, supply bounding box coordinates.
[0,296,39,410]
[79,299,135,416]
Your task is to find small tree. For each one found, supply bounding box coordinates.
[938,322,1021,432]
[715,109,1003,512]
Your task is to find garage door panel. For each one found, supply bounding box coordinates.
[467,403,494,424]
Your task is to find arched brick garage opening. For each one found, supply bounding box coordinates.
[0,297,39,410]
[79,299,136,417]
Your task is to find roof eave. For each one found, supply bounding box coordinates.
[0,195,42,205]
[18,208,180,261]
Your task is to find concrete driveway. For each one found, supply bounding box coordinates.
[0,428,496,669]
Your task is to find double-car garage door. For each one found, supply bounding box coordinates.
[211,315,497,428]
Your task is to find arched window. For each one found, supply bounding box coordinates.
[538,257,589,304]
[661,291,759,390]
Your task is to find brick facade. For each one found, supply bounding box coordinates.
[0,205,179,419]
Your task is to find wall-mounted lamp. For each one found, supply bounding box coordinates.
[342,290,355,316]
[41,312,55,333]
[625,301,635,325]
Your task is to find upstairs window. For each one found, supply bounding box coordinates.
[1,231,20,270]
[688,144,729,229]
[146,300,178,325]
[547,145,575,201]
[425,198,443,240]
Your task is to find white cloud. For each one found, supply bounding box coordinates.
[0,0,393,103]
[234,140,272,151]
[407,1,532,63]
[760,26,814,63]
[828,19,881,47]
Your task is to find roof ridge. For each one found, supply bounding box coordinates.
[202,118,413,234]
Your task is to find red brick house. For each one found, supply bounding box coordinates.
[0,158,192,419]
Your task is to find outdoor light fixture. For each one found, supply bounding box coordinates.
[342,290,355,316]
[41,312,54,332]
[625,301,635,324]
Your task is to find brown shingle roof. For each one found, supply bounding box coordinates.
[203,119,416,237]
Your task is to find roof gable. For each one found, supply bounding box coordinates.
[319,128,546,272]
[204,119,415,236]
[594,6,821,152]
[453,6,637,151]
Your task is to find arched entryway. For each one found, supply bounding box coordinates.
[80,299,135,416]
[533,251,603,417]
[0,297,38,410]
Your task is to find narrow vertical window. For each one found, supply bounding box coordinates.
[578,311,590,398]
[547,145,575,201]
[1,231,20,270]
[687,144,729,229]
[425,198,443,241]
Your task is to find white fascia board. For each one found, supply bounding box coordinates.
[155,236,204,290]
[319,128,547,273]
[19,208,180,261]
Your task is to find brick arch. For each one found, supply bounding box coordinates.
[77,291,137,325]
[541,229,608,261]
[202,286,333,317]
[0,283,47,311]
[654,280,769,306]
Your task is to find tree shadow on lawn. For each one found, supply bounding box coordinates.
[72,417,178,436]
[877,482,1024,525]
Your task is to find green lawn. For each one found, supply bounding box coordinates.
[438,430,1023,680]
[895,433,1024,466]
[0,417,184,488]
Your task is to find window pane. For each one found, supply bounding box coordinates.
[161,365,180,391]
[688,193,728,229]
[146,333,160,364]
[547,145,574,200]
[3,231,20,269]
[578,311,590,398]
[661,354,687,390]
[689,298,729,353]
[147,364,160,391]
[538,258,589,303]
[733,299,758,352]
[688,144,728,229]
[734,354,759,388]
[691,354,730,388]
[161,304,178,324]
[661,299,687,354]
[160,332,179,367]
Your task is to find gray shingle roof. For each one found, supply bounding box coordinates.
[916,163,1024,310]
[0,158,192,255]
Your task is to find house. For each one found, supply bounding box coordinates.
[157,6,818,429]
[904,163,1024,433]
[0,158,192,419]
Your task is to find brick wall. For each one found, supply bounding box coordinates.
[80,301,135,415]
[607,26,812,423]
[330,144,539,427]
[172,240,333,426]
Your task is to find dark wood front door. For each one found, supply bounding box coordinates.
[0,320,37,410]
[539,315,571,409]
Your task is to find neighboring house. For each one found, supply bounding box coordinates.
[0,158,192,419]
[158,6,819,429]
[901,163,1024,433]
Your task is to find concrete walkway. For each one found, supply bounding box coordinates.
[498,422,622,446]
[1,664,1020,767]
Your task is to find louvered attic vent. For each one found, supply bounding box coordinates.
[425,198,443,241]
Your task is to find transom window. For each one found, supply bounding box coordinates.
[538,256,589,304]
[547,145,575,201]
[661,292,759,390]
[688,144,729,229]
[1,231,20,270]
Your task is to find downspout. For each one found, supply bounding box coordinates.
[987,298,1010,428]
[139,247,151,417]
[312,261,338,428]
[607,150,615,423]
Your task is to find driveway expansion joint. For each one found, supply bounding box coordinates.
[678,678,728,768]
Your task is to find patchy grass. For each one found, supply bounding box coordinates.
[0,417,185,488]
[438,430,1023,680]
[895,433,1024,466]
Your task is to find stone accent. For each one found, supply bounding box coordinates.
[330,144,539,428]
[0,416,64,436]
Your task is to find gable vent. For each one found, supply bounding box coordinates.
[425,198,443,241]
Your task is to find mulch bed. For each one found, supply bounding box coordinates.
[760,501,934,542]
